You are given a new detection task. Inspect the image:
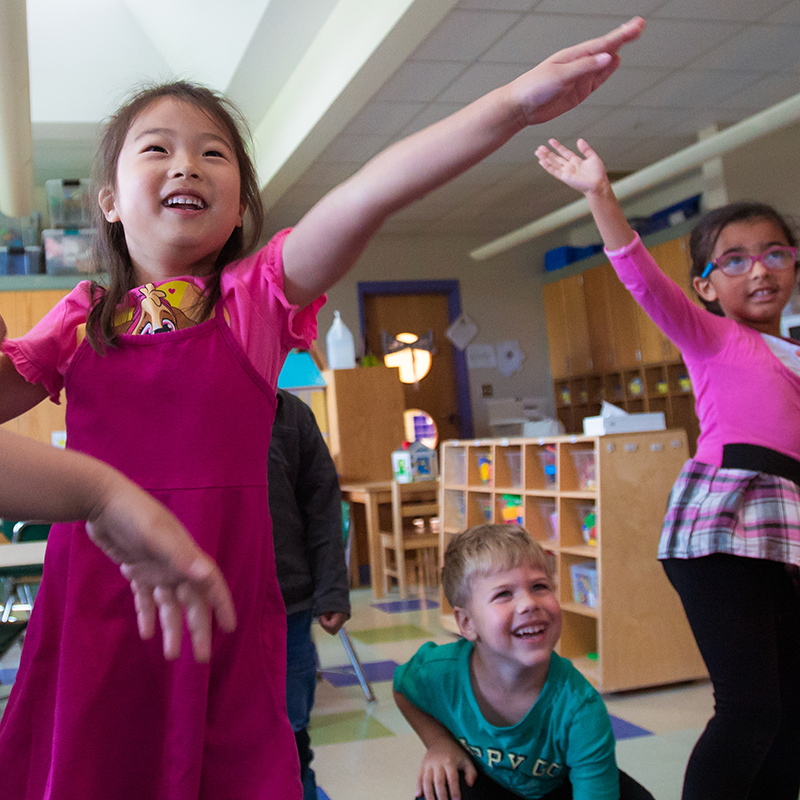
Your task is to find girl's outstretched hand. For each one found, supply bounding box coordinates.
[511,17,644,125]
[85,479,237,663]
[536,138,610,195]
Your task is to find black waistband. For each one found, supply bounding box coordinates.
[721,443,800,486]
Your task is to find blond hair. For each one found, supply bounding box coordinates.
[441,524,551,609]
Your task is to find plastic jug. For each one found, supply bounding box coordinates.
[325,310,356,369]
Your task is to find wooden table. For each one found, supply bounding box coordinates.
[0,541,47,572]
[340,481,392,598]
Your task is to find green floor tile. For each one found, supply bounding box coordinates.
[349,624,431,645]
[309,710,395,745]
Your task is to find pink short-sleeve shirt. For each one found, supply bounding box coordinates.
[2,229,325,401]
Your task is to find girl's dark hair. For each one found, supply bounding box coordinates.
[86,81,265,351]
[689,201,797,316]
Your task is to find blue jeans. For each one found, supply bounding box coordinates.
[286,609,318,800]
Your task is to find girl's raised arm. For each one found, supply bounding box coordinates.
[535,137,635,251]
[281,17,645,308]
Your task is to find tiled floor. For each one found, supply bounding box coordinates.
[1,587,716,799]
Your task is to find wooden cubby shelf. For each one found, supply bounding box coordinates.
[439,431,707,693]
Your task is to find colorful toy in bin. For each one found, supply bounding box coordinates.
[478,453,492,485]
[582,509,597,546]
[500,494,523,525]
[570,561,598,608]
[539,446,557,488]
[476,495,493,523]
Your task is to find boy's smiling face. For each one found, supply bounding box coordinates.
[455,561,562,677]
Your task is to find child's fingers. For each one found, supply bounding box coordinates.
[444,764,462,800]
[155,585,183,660]
[129,577,156,641]
[177,582,214,663]
[463,759,478,786]
[576,138,598,158]
[547,138,576,160]
[556,17,644,62]
[186,556,237,633]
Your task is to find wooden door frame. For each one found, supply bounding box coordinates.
[358,279,474,439]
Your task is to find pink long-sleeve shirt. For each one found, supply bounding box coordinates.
[606,234,800,466]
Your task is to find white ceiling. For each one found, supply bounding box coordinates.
[25,0,800,244]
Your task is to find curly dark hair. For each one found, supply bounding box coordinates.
[689,202,797,316]
[85,81,265,351]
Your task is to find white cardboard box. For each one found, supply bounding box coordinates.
[582,411,666,436]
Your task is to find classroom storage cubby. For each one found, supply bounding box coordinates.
[439,430,707,693]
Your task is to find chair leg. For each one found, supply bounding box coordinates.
[396,545,407,599]
[381,544,391,597]
[338,628,376,703]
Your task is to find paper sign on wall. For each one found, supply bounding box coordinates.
[466,343,497,369]
[496,340,525,377]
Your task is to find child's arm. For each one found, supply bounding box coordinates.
[394,689,478,800]
[535,137,634,251]
[0,354,50,423]
[0,427,236,662]
[536,138,727,355]
[282,17,645,308]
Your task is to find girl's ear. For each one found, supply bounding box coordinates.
[98,188,120,223]
[453,605,478,642]
[237,202,246,228]
[693,274,718,305]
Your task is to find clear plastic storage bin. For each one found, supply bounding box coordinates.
[570,561,598,608]
[0,246,42,275]
[571,449,597,490]
[43,229,95,275]
[476,495,492,523]
[539,449,557,488]
[46,179,92,229]
[538,499,557,540]
[505,451,522,487]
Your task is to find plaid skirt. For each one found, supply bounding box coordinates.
[659,459,800,568]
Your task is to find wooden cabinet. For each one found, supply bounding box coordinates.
[0,288,71,444]
[439,433,707,693]
[543,274,592,379]
[544,235,700,453]
[323,366,405,483]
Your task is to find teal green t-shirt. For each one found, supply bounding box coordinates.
[394,639,618,800]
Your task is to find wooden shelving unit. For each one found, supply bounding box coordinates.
[439,431,707,693]
[553,360,700,453]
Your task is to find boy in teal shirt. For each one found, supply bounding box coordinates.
[394,525,653,800]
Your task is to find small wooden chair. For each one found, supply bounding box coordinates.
[378,481,440,598]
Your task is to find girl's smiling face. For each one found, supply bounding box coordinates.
[693,217,798,336]
[99,96,245,282]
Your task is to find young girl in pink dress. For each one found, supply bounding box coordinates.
[0,19,643,799]
[537,137,800,800]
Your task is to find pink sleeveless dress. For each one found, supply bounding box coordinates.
[0,242,322,799]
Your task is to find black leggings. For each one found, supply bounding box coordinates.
[415,766,654,799]
[663,554,800,800]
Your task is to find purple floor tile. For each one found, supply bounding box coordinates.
[320,659,398,687]
[610,714,653,740]
[372,598,439,613]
